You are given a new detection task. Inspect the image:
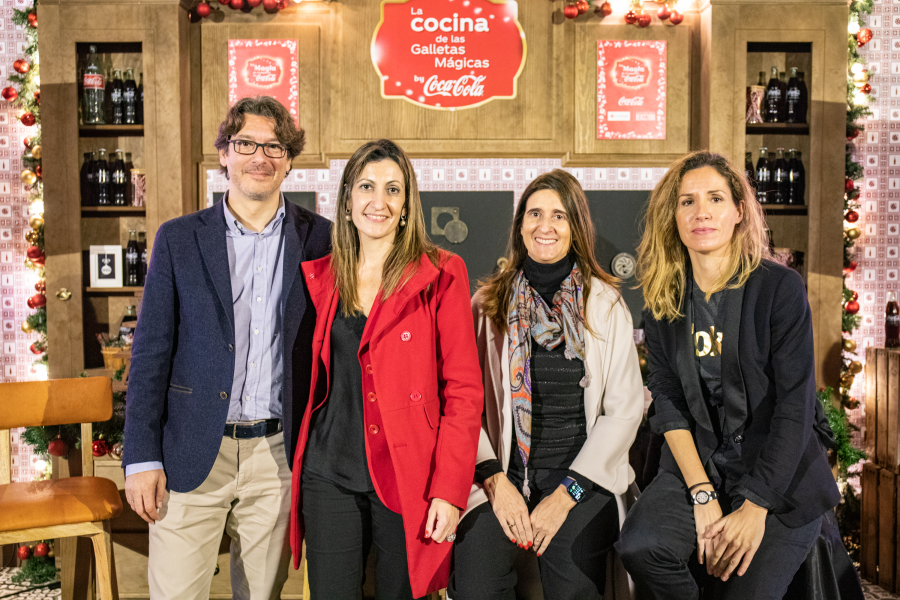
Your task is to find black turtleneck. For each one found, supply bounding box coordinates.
[474,253,592,498]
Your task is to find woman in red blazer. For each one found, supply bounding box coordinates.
[289,139,483,599]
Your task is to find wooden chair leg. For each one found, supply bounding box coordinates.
[89,521,118,600]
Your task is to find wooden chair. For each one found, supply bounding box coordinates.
[0,376,123,600]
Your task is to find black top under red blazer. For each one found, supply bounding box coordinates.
[645,260,840,528]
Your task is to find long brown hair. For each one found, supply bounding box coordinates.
[332,139,441,315]
[478,169,619,334]
[636,150,770,322]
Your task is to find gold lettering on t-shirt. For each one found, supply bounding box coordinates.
[693,325,723,357]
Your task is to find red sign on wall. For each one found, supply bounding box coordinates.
[228,39,299,125]
[597,40,666,140]
[371,0,526,111]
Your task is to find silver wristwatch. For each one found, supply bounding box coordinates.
[691,489,718,505]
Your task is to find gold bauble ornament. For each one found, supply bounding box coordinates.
[841,374,855,387]
[20,169,36,185]
[850,360,863,374]
[853,68,869,88]
[24,259,34,269]
[843,338,858,352]
[25,230,37,244]
[30,144,41,160]
[29,215,43,229]
[638,357,647,368]
[846,227,862,240]
[21,321,33,333]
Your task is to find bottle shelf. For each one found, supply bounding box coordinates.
[82,206,146,216]
[79,124,144,137]
[762,205,807,216]
[746,123,809,136]
[85,286,144,295]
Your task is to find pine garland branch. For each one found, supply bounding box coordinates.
[818,387,867,475]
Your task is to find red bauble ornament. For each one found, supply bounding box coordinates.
[847,127,860,141]
[35,165,42,178]
[17,545,31,561]
[857,28,873,47]
[263,0,277,9]
[852,291,859,301]
[31,254,45,266]
[657,4,671,20]
[229,0,243,8]
[845,300,861,315]
[595,1,612,16]
[1,87,17,102]
[48,437,68,457]
[20,112,35,126]
[35,280,45,293]
[846,210,860,223]
[26,245,42,260]
[29,341,41,354]
[92,439,110,457]
[563,3,580,18]
[845,178,855,193]
[247,0,263,6]
[13,59,29,74]
[23,137,31,148]
[33,89,39,104]
[576,0,589,14]
[27,12,36,28]
[29,293,46,309]
[862,82,872,94]
[637,11,651,26]
[624,9,638,23]
[218,0,229,4]
[34,543,49,558]
[669,10,683,24]
[196,2,211,17]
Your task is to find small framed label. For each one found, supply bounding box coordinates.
[90,245,123,288]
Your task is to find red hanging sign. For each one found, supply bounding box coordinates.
[371,0,526,110]
[597,40,666,139]
[228,39,299,125]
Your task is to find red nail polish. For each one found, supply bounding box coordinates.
[527,542,533,549]
[511,539,516,544]
[537,553,542,557]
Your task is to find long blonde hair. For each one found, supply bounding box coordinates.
[637,150,770,322]
[478,169,619,334]
[332,139,440,315]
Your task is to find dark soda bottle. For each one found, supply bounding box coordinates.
[786,68,801,124]
[111,150,127,206]
[137,72,143,125]
[80,152,94,206]
[95,149,110,206]
[789,150,805,205]
[765,66,783,123]
[755,147,770,203]
[123,68,137,125]
[124,152,134,206]
[138,231,147,285]
[110,69,124,125]
[797,72,809,123]
[125,229,140,287]
[773,148,788,205]
[887,291,900,348]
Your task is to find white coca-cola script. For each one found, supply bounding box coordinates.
[618,97,644,106]
[84,74,105,90]
[423,75,486,97]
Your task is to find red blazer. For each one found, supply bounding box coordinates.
[290,251,483,597]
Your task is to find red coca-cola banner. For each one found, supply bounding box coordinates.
[228,39,299,125]
[371,0,526,110]
[597,40,666,140]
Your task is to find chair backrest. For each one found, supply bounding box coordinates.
[0,377,112,485]
[0,377,112,429]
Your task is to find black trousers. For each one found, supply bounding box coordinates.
[301,471,419,600]
[615,469,822,600]
[449,470,619,600]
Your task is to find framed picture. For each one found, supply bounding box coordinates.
[90,245,123,288]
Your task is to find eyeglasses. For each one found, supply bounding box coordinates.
[228,139,288,159]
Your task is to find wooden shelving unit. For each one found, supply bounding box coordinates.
[79,124,144,137]
[85,287,144,295]
[762,204,808,216]
[82,206,146,216]
[746,123,809,135]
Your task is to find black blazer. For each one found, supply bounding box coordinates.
[645,260,839,528]
[123,199,331,492]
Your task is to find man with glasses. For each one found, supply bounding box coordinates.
[123,96,331,599]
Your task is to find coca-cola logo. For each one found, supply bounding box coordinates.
[84,74,105,90]
[371,0,525,110]
[612,58,651,88]
[243,57,282,89]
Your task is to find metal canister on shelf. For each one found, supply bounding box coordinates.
[130,168,146,207]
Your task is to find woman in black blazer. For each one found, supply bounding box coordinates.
[615,151,841,600]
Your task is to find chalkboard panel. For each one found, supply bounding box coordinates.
[420,191,515,294]
[585,190,649,327]
[212,191,317,214]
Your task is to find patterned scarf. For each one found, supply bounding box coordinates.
[507,264,587,499]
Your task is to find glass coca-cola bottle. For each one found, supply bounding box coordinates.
[765,66,783,123]
[82,45,105,124]
[95,149,110,206]
[755,147,770,203]
[111,150,127,206]
[797,72,809,123]
[110,69,124,125]
[125,230,140,287]
[757,71,767,121]
[123,68,137,125]
[80,152,94,206]
[137,72,144,125]
[124,152,134,205]
[138,231,147,285]
[786,67,801,124]
[789,150,805,205]
[887,291,900,348]
[773,148,788,205]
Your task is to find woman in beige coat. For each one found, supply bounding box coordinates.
[449,169,644,600]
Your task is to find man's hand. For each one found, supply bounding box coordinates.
[485,472,533,548]
[529,485,576,557]
[704,500,768,580]
[124,469,167,524]
[424,498,460,543]
[693,490,723,567]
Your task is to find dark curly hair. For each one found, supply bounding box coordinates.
[214,96,306,179]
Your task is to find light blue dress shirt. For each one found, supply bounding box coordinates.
[126,195,287,477]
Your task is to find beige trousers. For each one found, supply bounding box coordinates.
[148,433,292,600]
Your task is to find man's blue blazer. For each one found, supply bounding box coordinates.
[122,199,332,493]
